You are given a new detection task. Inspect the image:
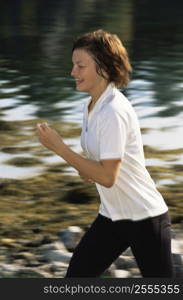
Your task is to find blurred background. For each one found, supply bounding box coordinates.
[0,0,183,262]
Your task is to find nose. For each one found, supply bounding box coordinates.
[71,65,76,77]
[70,67,74,77]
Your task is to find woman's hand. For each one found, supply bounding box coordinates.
[36,122,64,153]
[78,172,94,183]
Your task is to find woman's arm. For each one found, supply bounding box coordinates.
[36,123,121,188]
[56,142,121,187]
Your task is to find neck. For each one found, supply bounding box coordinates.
[90,81,109,104]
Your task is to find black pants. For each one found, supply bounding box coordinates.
[65,212,174,277]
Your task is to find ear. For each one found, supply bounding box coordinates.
[101,69,109,81]
[97,66,109,81]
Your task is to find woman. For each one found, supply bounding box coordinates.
[36,29,174,277]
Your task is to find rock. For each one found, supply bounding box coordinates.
[173,253,183,265]
[50,261,68,273]
[114,255,137,269]
[54,271,67,278]
[13,259,26,266]
[103,263,116,276]
[0,255,7,262]
[49,261,68,277]
[171,229,176,239]
[16,267,50,278]
[42,250,72,263]
[0,247,7,255]
[1,238,15,244]
[128,268,141,277]
[112,269,131,278]
[12,252,36,260]
[16,239,30,245]
[59,226,84,251]
[174,266,183,278]
[38,241,68,257]
[33,270,52,278]
[1,238,20,249]
[25,235,53,247]
[15,252,40,267]
[172,238,182,254]
[32,227,43,234]
[122,247,133,256]
[0,264,52,278]
[35,264,52,273]
[1,225,182,279]
[176,240,183,253]
[25,238,44,248]
[0,264,20,275]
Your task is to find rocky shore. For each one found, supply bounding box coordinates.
[0,119,183,278]
[0,225,183,278]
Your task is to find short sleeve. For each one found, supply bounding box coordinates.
[99,109,127,160]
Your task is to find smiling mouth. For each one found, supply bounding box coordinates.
[76,79,83,85]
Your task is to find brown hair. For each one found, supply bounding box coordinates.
[72,29,132,88]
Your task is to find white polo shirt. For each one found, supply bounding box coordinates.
[80,83,168,221]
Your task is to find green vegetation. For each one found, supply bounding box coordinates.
[0,120,182,243]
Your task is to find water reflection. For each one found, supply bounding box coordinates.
[0,0,183,180]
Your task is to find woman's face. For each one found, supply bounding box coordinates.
[71,48,108,96]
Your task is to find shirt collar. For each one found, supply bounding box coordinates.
[85,82,115,118]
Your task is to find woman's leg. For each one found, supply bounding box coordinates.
[65,214,130,277]
[130,212,174,277]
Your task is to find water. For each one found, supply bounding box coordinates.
[0,0,183,181]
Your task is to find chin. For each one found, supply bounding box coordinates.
[76,85,87,92]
